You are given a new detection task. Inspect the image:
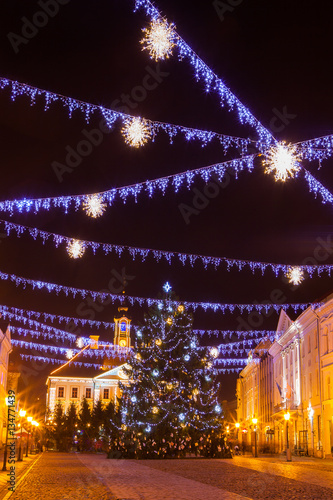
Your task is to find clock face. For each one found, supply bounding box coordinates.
[119,339,127,347]
[120,321,127,332]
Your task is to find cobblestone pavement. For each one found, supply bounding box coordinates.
[141,456,333,500]
[78,453,250,500]
[0,453,38,499]
[7,452,114,500]
[5,452,333,500]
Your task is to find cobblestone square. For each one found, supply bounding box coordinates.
[3,452,333,500]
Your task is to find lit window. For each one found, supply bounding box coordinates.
[120,321,127,333]
[86,388,92,399]
[71,387,78,398]
[103,388,109,399]
[58,387,64,398]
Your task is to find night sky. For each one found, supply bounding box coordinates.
[1,0,333,403]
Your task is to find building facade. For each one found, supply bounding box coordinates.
[46,307,131,416]
[237,296,333,458]
[0,322,12,445]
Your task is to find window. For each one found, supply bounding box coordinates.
[316,370,319,396]
[308,337,311,354]
[71,387,78,398]
[328,376,331,400]
[103,388,109,399]
[86,388,92,399]
[58,387,64,398]
[120,321,127,334]
[309,373,312,398]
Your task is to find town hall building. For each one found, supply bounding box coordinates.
[46,307,131,415]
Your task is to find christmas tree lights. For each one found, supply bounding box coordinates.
[114,293,228,458]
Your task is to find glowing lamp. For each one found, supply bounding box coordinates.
[284,412,290,421]
[252,417,258,425]
[19,409,26,418]
[27,416,33,423]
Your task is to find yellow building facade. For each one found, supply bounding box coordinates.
[237,296,333,458]
[46,308,131,416]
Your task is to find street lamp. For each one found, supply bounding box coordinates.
[284,412,291,462]
[235,422,240,441]
[252,418,258,457]
[25,416,33,457]
[18,409,26,461]
[31,421,39,453]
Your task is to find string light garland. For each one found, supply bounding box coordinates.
[286,266,305,286]
[121,117,152,147]
[20,354,114,370]
[0,304,114,329]
[0,268,321,313]
[2,218,332,280]
[263,141,301,182]
[82,195,107,218]
[133,0,274,147]
[0,155,255,215]
[141,18,176,61]
[0,77,250,152]
[66,239,85,259]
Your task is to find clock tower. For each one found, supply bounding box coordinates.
[114,306,131,348]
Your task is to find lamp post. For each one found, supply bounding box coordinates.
[18,409,26,461]
[284,412,291,462]
[25,416,32,457]
[252,418,258,457]
[32,421,40,452]
[235,422,240,440]
[307,403,314,456]
[2,398,10,471]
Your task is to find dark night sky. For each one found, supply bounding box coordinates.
[1,0,333,403]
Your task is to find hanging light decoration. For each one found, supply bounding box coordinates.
[166,317,173,326]
[152,406,159,414]
[76,337,84,348]
[66,349,74,359]
[121,117,152,148]
[141,18,176,61]
[177,304,185,313]
[83,194,106,218]
[263,141,301,182]
[163,282,172,293]
[286,266,305,286]
[210,347,219,358]
[67,239,85,259]
[155,339,162,346]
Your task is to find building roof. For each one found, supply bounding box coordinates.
[47,345,127,380]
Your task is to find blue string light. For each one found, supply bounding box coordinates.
[0,155,256,215]
[1,218,333,279]
[133,0,275,148]
[0,268,321,313]
[0,76,251,152]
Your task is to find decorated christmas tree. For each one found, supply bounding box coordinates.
[112,283,228,459]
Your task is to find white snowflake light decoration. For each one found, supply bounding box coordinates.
[121,117,152,148]
[286,266,305,286]
[263,141,301,182]
[141,18,176,61]
[83,195,106,218]
[210,347,219,358]
[76,337,84,348]
[66,349,74,359]
[163,282,172,293]
[67,239,85,259]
